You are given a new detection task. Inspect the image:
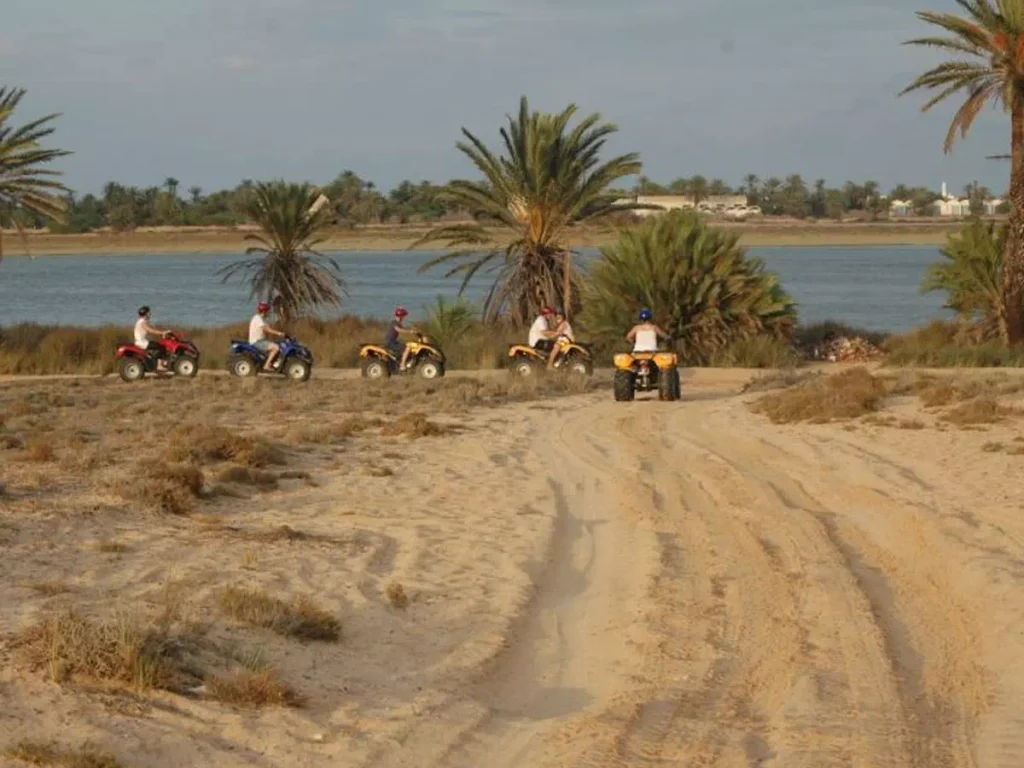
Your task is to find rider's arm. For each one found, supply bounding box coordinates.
[655,325,670,338]
[142,319,168,336]
[625,326,638,342]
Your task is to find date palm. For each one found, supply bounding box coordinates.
[901,0,1024,343]
[0,88,70,260]
[414,96,644,325]
[220,182,344,323]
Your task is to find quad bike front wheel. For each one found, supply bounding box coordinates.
[284,358,312,382]
[361,358,390,380]
[418,358,445,380]
[119,358,145,383]
[173,355,199,378]
[229,355,257,378]
[510,356,539,378]
[613,370,636,402]
[564,355,593,377]
[659,368,681,402]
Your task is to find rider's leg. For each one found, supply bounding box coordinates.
[264,342,280,370]
[399,345,412,371]
[547,346,560,369]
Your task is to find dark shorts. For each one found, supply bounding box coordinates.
[387,340,405,358]
[532,339,554,353]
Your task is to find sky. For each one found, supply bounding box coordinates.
[1,0,1012,197]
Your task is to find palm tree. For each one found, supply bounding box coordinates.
[0,88,70,259]
[582,210,796,364]
[901,0,1024,343]
[414,96,644,325]
[220,182,345,323]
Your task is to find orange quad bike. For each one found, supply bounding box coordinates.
[507,337,594,378]
[612,349,680,402]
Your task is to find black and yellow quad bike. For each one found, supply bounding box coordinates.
[507,337,594,378]
[359,334,446,380]
[612,349,681,402]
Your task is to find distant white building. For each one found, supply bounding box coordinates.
[624,194,754,218]
[889,199,914,217]
[929,181,1003,217]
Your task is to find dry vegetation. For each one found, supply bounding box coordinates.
[5,741,126,768]
[0,371,599,740]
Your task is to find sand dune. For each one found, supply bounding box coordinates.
[2,370,1024,766]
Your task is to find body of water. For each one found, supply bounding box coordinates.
[0,247,949,333]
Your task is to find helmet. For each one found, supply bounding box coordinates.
[257,302,270,314]
[138,306,150,317]
[540,306,554,317]
[394,306,408,318]
[639,308,653,322]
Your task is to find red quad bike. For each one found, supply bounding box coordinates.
[115,333,200,382]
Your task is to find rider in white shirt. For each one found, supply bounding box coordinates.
[528,306,556,351]
[626,309,669,352]
[134,306,172,372]
[250,301,286,371]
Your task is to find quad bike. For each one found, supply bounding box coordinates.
[507,337,594,378]
[116,333,200,382]
[359,334,446,380]
[228,336,314,381]
[613,349,681,402]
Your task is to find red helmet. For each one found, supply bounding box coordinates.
[394,306,408,318]
[540,306,554,316]
[257,302,270,314]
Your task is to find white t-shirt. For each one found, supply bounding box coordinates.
[249,314,267,344]
[633,328,659,352]
[134,318,150,349]
[528,315,549,347]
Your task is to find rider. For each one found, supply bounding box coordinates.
[386,306,419,372]
[546,309,575,369]
[528,306,556,353]
[626,309,670,352]
[134,306,172,373]
[250,301,286,371]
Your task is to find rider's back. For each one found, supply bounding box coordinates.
[633,327,658,352]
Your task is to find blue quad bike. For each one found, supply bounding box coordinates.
[227,337,314,381]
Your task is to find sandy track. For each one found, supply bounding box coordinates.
[367,378,1024,767]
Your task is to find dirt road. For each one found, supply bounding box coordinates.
[365,380,1024,767]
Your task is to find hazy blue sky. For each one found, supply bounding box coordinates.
[2,0,1010,196]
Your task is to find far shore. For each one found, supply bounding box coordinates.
[0,219,976,256]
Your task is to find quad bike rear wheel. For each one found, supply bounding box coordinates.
[173,355,199,378]
[613,370,636,402]
[361,358,390,380]
[119,358,145,383]
[418,358,444,380]
[659,368,681,402]
[229,355,257,378]
[284,358,312,382]
[564,354,593,377]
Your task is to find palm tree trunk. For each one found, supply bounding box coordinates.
[563,251,572,319]
[1005,95,1024,346]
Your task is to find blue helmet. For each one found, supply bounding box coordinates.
[639,308,653,322]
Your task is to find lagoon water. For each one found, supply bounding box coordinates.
[0,247,949,333]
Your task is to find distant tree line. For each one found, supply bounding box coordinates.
[12,171,1006,235]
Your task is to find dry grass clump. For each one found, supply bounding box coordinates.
[17,611,197,692]
[940,397,1016,426]
[208,669,305,709]
[1,433,25,450]
[216,466,279,488]
[381,412,459,438]
[114,463,204,515]
[288,415,384,446]
[741,370,817,393]
[386,582,408,610]
[29,581,73,597]
[911,375,1023,408]
[165,425,285,468]
[22,438,56,463]
[5,741,127,768]
[218,586,340,642]
[752,368,888,424]
[982,442,1004,453]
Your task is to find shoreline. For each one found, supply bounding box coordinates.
[0,221,967,256]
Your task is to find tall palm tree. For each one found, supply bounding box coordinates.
[414,96,644,325]
[220,182,344,323]
[0,88,70,259]
[901,0,1024,343]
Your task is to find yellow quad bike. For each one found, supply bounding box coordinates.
[613,349,681,402]
[359,334,446,380]
[507,337,594,378]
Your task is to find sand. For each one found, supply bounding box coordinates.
[1,220,969,257]
[2,368,1024,767]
